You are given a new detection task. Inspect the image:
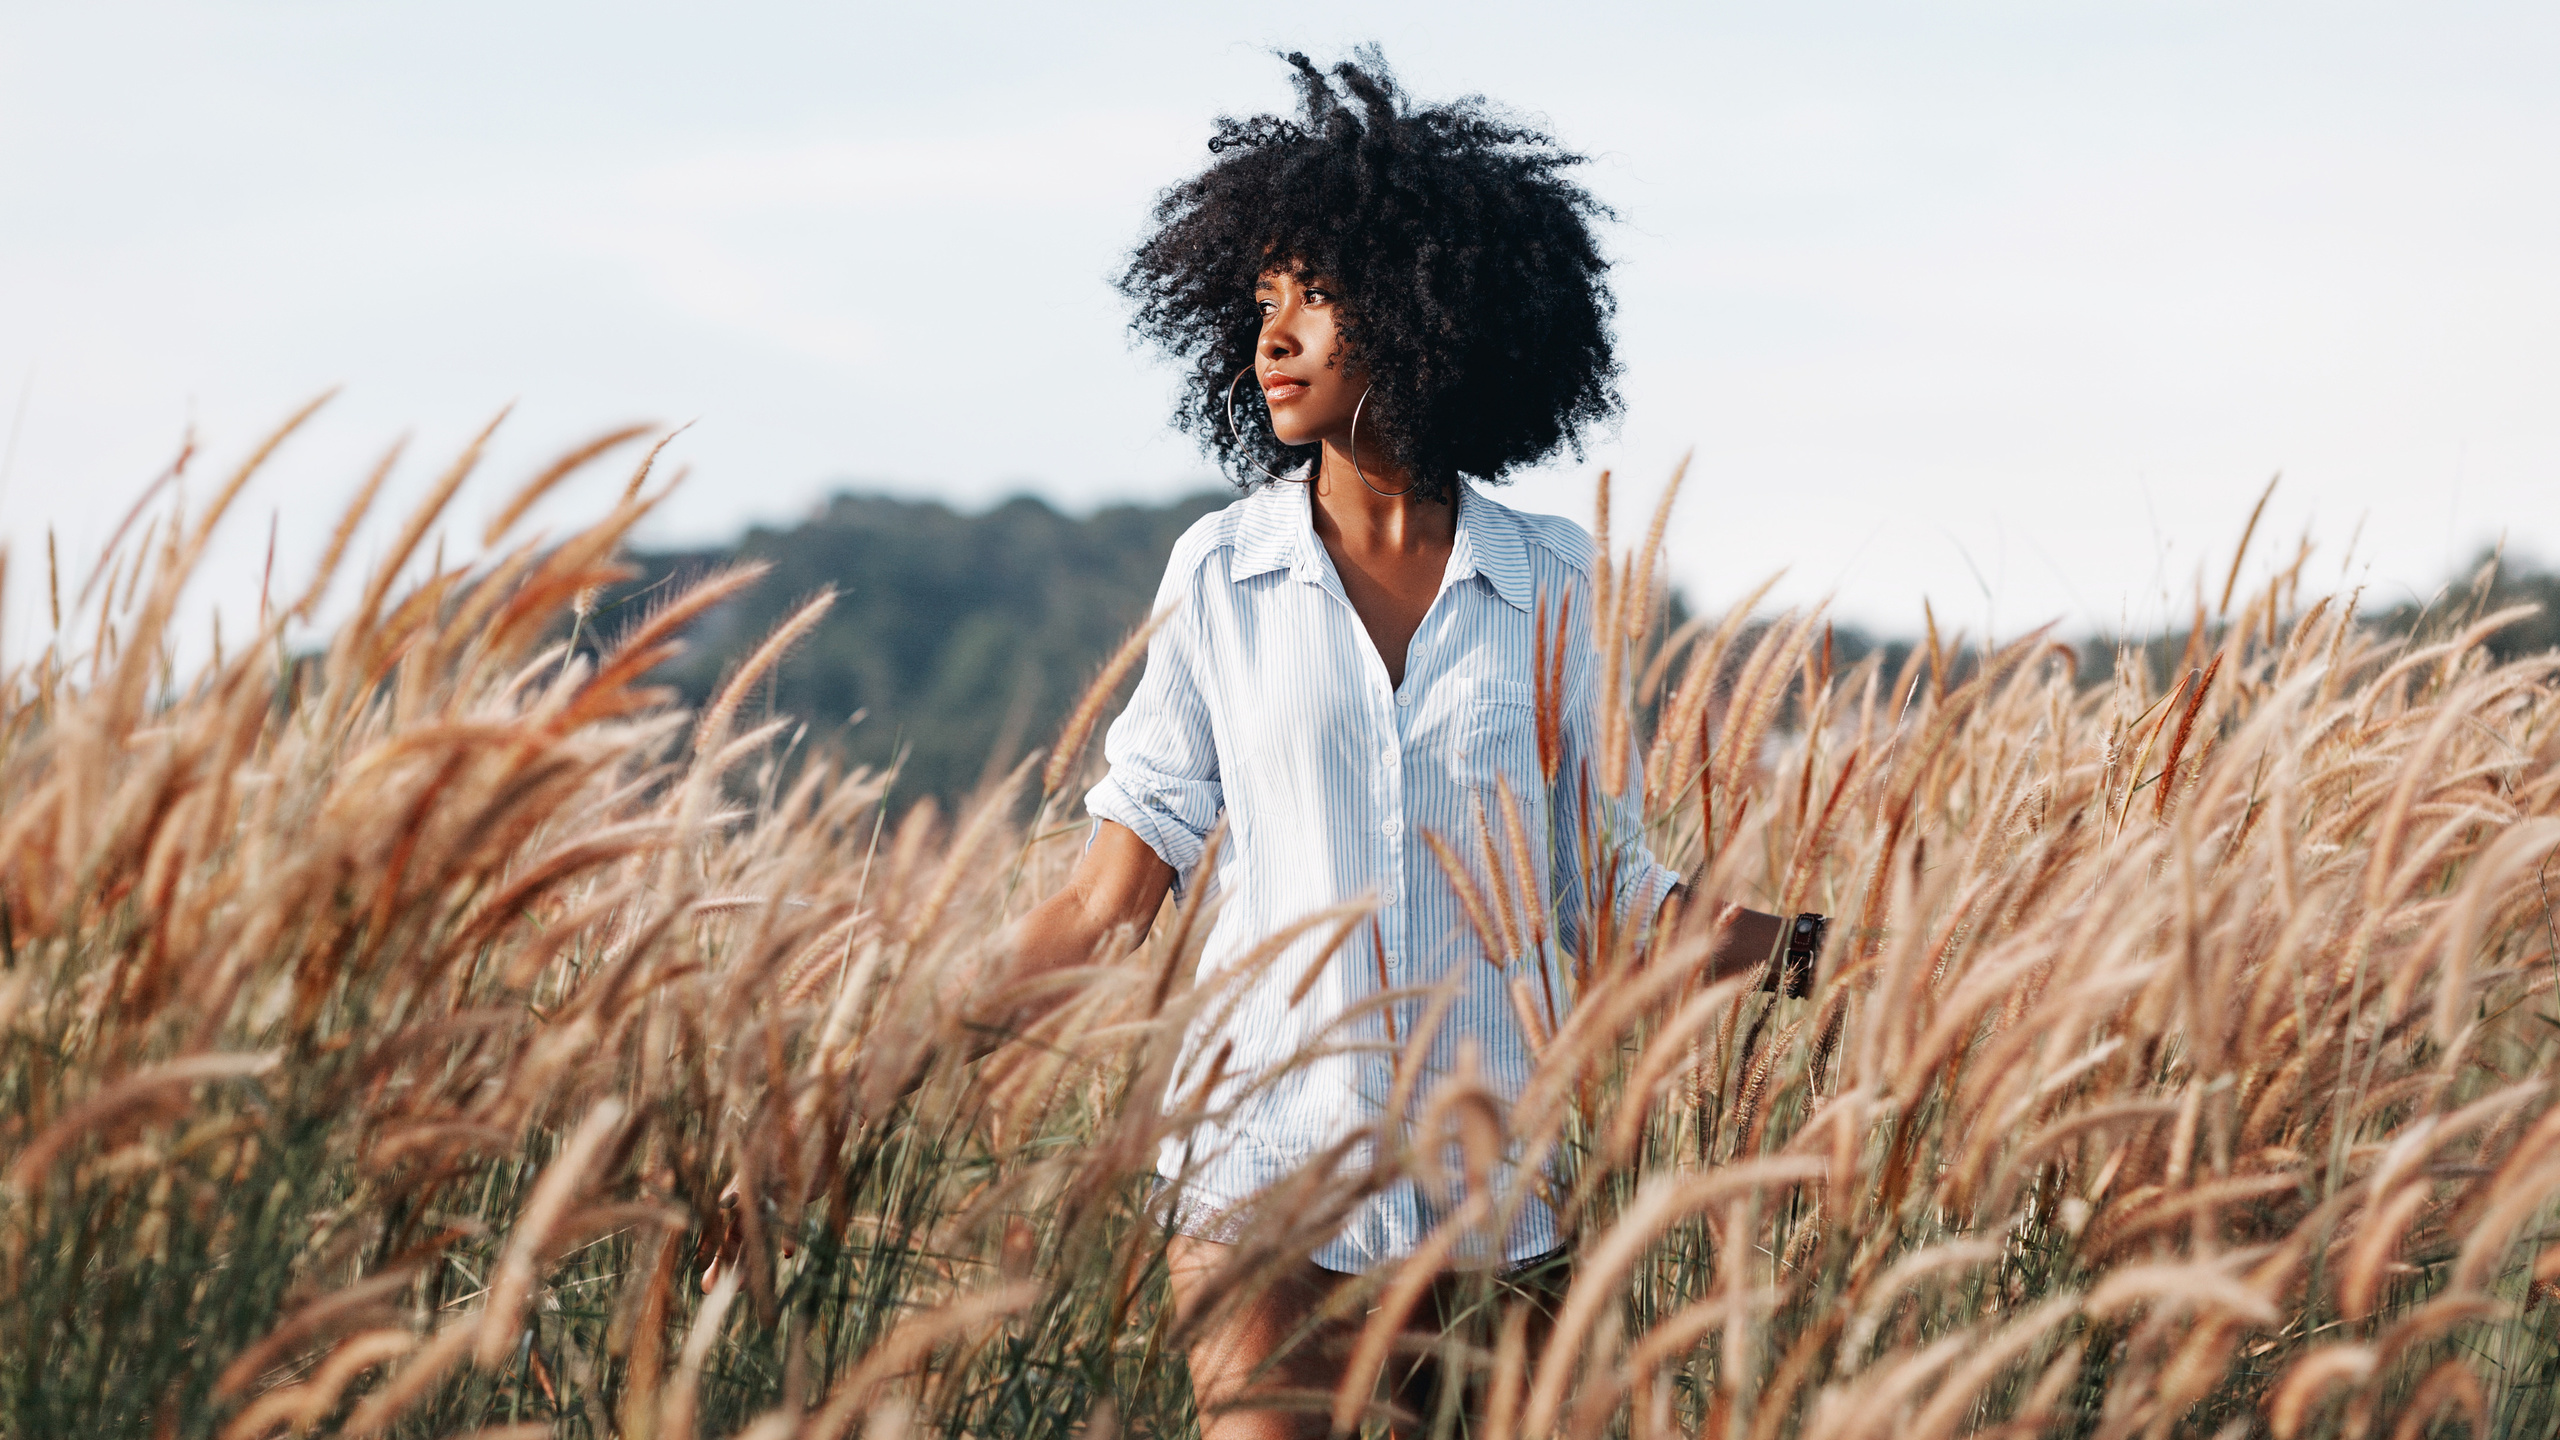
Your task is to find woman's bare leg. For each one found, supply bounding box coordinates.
[1165,1235,1355,1440]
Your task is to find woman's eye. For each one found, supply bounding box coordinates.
[1304,289,1330,305]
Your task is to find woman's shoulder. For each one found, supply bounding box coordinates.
[1156,485,1280,592]
[1468,486,1597,579]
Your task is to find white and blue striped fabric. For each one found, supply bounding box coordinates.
[1085,476,1679,1273]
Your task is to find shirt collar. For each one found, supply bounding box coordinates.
[1226,479,1534,612]
[1448,485,1534,612]
[1228,480,1309,582]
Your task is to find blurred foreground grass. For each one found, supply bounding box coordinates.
[4,410,2559,1439]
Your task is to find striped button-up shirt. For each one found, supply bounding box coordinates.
[1086,477,1678,1272]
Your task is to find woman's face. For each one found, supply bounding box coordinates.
[1253,267,1365,449]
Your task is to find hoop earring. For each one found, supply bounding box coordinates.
[1225,367,1311,484]
[1348,387,1415,498]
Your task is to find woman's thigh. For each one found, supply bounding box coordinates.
[1164,1237,1567,1439]
[1165,1235,1357,1440]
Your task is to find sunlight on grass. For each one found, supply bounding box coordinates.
[3,403,2557,1438]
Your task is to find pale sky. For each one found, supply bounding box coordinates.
[4,2,2556,663]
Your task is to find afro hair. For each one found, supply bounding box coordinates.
[1119,49,1619,505]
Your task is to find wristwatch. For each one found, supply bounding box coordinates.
[1777,912,1827,998]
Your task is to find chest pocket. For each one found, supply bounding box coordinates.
[1454,678,1543,812]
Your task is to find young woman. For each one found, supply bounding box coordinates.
[989,53,1810,1439]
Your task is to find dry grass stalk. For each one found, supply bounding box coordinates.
[1042,606,1172,803]
[481,423,656,546]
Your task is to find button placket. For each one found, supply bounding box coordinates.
[1380,685,1407,964]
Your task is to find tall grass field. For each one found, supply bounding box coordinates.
[4,410,2557,1438]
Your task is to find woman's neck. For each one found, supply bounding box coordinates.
[1308,437,1451,552]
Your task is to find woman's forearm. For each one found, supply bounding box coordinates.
[957,822,1176,1053]
[956,888,1144,1054]
[1662,888,1791,988]
[1700,901,1785,986]
[1012,884,1150,988]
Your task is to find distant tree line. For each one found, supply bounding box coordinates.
[615,491,1224,810]
[606,490,2557,810]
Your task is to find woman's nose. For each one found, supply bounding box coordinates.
[1260,303,1301,358]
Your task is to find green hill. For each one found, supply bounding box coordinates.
[617,490,1227,810]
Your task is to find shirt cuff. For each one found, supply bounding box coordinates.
[1620,857,1686,954]
[1084,773,1212,898]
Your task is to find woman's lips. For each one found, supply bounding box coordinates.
[1262,376,1310,404]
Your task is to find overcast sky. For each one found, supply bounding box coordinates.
[4,1,2556,662]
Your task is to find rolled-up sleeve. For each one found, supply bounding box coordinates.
[1549,575,1683,960]
[1084,555,1223,897]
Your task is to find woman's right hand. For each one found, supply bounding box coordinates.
[966,821,1176,1047]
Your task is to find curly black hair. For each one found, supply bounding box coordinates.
[1119,49,1619,505]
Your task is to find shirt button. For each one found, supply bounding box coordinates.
[1383,817,1403,837]
[1395,691,1411,707]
